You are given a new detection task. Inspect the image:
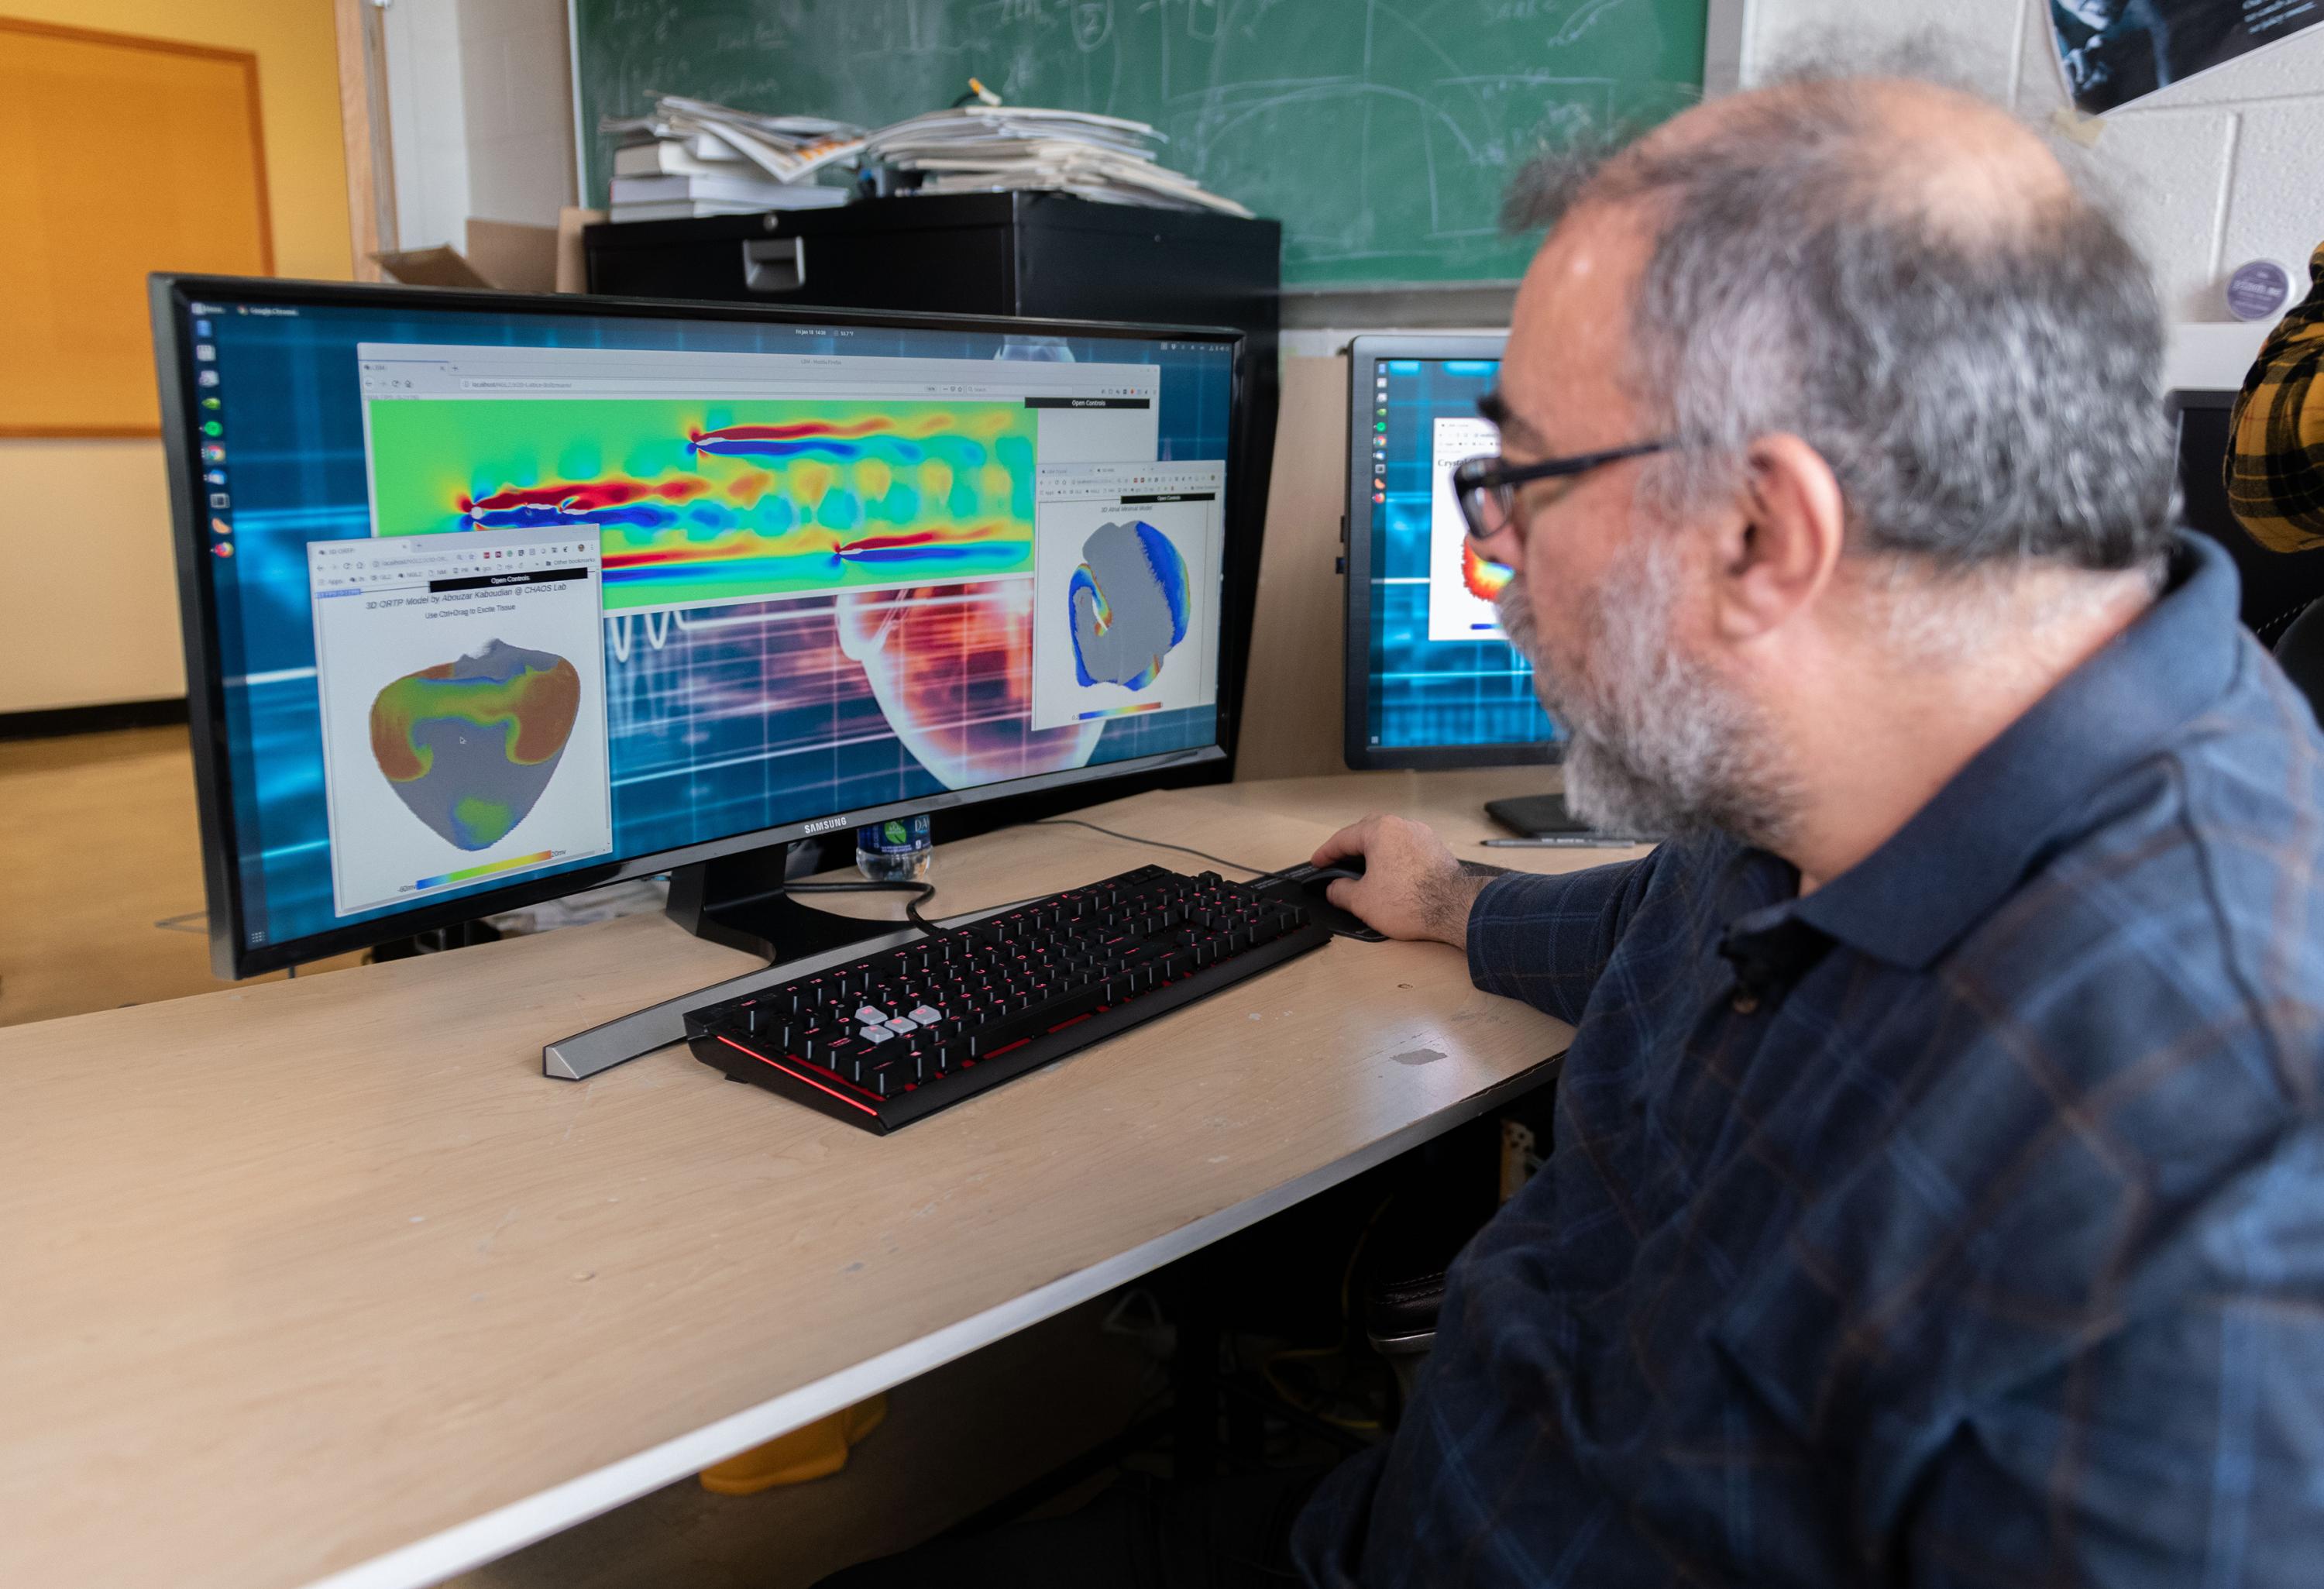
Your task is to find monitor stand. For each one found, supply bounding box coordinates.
[664,841,911,964]
[541,840,927,1083]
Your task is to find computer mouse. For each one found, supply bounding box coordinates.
[1260,860,1385,941]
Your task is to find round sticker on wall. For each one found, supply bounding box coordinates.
[2226,259,2294,323]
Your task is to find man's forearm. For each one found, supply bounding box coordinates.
[1428,862,1508,951]
[1459,853,1663,1026]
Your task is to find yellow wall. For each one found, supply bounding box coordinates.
[3,0,353,280]
[0,0,352,711]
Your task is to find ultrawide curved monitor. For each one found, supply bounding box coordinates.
[153,277,1243,979]
[1342,333,1563,770]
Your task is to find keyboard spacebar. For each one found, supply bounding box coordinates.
[964,982,1111,1054]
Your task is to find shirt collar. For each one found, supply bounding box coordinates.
[1759,532,2243,970]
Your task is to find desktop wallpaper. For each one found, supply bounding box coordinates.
[192,300,1232,956]
[1364,356,1559,753]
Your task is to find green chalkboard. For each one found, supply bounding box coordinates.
[572,0,1707,287]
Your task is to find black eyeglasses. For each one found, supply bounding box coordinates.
[1450,439,1673,545]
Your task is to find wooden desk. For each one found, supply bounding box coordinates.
[0,770,1616,1589]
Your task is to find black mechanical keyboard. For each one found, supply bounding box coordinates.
[685,864,1329,1134]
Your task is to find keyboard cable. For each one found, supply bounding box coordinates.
[777,817,1351,939]
[779,878,944,934]
[1031,817,1277,879]
[1033,818,1380,941]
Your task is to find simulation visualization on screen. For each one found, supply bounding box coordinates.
[1360,355,1558,755]
[179,293,1233,956]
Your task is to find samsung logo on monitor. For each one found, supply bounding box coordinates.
[803,816,850,834]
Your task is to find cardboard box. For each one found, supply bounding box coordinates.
[373,212,603,292]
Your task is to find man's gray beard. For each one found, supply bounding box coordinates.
[1495,539,1796,848]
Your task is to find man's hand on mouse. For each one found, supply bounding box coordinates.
[1311,815,1494,949]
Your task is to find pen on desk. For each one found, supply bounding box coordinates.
[1480,835,1658,848]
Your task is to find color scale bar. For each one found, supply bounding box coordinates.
[1078,701,1164,721]
[414,850,553,891]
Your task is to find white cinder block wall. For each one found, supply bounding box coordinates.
[383,0,472,252]
[382,0,578,251]
[458,0,579,229]
[1740,0,2324,325]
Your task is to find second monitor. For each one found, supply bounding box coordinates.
[1342,333,1562,771]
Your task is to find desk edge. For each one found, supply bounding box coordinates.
[304,1054,1563,1589]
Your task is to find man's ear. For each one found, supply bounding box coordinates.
[1707,433,1846,642]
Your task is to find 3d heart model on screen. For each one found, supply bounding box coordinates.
[369,640,581,850]
[1066,518,1191,691]
[1463,542,1511,602]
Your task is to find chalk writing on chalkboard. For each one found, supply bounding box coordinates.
[574,0,1709,287]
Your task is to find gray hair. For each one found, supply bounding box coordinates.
[1503,66,2177,576]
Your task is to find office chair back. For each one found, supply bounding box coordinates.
[2277,598,2324,729]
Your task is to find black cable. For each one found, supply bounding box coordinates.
[782,878,943,934]
[787,816,1375,942]
[781,872,1074,940]
[1032,817,1277,879]
[1033,818,1391,942]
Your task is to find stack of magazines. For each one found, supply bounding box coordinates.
[602,95,865,222]
[863,106,1252,217]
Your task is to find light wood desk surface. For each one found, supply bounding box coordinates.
[0,769,1619,1589]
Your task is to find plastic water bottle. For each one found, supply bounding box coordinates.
[855,815,933,882]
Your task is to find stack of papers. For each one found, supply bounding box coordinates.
[862,106,1253,218]
[602,95,865,222]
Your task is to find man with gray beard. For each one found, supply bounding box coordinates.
[822,65,2324,1589]
[1299,67,2324,1588]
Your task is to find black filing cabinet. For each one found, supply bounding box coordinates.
[585,194,1283,741]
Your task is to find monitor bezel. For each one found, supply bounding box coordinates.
[2164,388,2239,415]
[152,273,1250,980]
[1341,332,1559,771]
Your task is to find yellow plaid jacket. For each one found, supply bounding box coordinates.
[2227,242,2324,552]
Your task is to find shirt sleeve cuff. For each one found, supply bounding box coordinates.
[1464,870,1550,999]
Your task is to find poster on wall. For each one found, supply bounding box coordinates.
[2051,1,2324,114]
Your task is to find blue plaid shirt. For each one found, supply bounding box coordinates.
[1295,535,2324,1585]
